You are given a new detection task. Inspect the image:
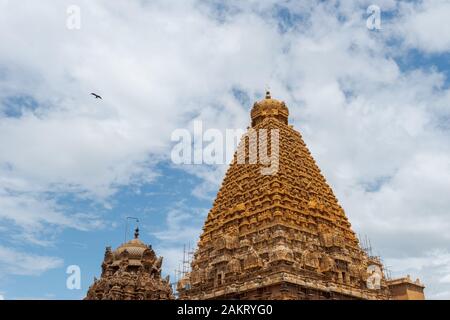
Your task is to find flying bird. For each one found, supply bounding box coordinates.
[90,93,102,99]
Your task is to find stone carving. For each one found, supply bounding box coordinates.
[302,245,320,270]
[244,246,263,270]
[85,228,173,300]
[319,231,333,248]
[227,257,241,274]
[319,255,335,273]
[270,243,294,263]
[189,265,202,285]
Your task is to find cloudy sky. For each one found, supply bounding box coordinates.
[0,0,449,299]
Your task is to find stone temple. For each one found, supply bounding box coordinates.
[85,228,174,300]
[176,92,425,300]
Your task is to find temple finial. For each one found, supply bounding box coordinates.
[265,85,271,99]
[125,216,140,242]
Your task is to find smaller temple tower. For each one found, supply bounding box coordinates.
[85,228,174,300]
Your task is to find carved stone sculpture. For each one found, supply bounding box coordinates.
[85,228,174,300]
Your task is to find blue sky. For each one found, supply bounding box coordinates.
[1,162,211,299]
[1,0,450,300]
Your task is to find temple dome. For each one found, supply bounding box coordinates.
[85,227,173,300]
[250,91,289,126]
[109,228,156,267]
[114,238,148,260]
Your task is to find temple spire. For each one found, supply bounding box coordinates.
[250,90,289,126]
[134,227,139,239]
[178,93,393,300]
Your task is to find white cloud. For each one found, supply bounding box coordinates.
[0,0,278,244]
[0,246,63,276]
[152,201,207,244]
[395,0,450,53]
[0,191,104,246]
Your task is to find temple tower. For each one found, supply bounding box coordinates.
[178,92,392,300]
[85,228,174,300]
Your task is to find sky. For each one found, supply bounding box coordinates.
[0,0,449,299]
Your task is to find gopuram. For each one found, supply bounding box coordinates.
[177,92,425,300]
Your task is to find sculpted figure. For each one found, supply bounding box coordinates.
[319,255,335,273]
[227,257,241,274]
[270,243,294,263]
[302,244,319,269]
[244,246,263,270]
[154,256,162,270]
[190,265,203,285]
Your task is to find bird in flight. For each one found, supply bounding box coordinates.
[90,93,102,99]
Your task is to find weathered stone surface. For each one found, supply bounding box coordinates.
[85,228,174,300]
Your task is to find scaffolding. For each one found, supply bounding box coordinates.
[358,234,392,280]
[359,233,374,258]
[171,243,194,295]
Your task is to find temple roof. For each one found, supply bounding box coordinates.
[110,228,155,266]
[85,227,173,300]
[250,91,289,126]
